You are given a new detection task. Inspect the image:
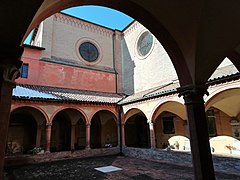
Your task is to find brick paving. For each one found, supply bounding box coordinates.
[4,155,240,180]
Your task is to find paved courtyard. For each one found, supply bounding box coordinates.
[4,155,240,180]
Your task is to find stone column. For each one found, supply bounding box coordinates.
[121,124,126,146]
[178,85,215,180]
[0,46,23,179]
[45,123,52,152]
[36,125,42,148]
[86,124,91,149]
[71,124,76,150]
[148,121,156,148]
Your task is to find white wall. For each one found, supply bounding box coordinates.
[122,21,178,94]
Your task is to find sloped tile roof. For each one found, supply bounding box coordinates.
[12,84,123,104]
[119,64,240,105]
[118,81,179,105]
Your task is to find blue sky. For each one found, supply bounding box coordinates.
[24,6,133,44]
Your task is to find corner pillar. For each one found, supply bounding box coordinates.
[178,85,215,180]
[0,46,23,179]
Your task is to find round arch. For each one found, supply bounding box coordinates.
[123,108,148,124]
[90,110,118,148]
[8,106,48,154]
[11,105,49,124]
[151,100,186,122]
[50,107,87,152]
[24,1,191,85]
[50,107,88,124]
[124,108,151,148]
[205,87,240,117]
[89,109,118,124]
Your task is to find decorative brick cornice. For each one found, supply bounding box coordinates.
[54,13,114,38]
[123,21,140,37]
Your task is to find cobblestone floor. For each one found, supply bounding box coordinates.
[5,155,240,180]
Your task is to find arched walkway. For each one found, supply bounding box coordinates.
[154,111,186,149]
[50,108,86,152]
[125,111,150,148]
[90,110,118,148]
[7,107,47,155]
[205,88,240,140]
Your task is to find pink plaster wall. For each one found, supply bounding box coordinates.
[17,47,116,93]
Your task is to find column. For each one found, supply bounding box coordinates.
[178,85,215,180]
[86,124,91,149]
[0,46,23,179]
[45,123,52,152]
[36,125,42,148]
[71,124,76,150]
[121,124,125,147]
[148,121,156,148]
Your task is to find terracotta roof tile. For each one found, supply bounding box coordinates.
[13,84,123,104]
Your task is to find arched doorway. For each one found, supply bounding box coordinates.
[90,110,118,148]
[7,107,46,155]
[125,111,150,148]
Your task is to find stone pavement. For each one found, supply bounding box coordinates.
[4,155,240,180]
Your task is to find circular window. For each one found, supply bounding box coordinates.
[79,42,99,62]
[137,31,153,57]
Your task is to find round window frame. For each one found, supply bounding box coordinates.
[76,38,103,65]
[135,30,155,60]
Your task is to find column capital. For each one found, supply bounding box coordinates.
[86,123,91,128]
[46,122,52,127]
[177,84,209,104]
[148,120,155,125]
[0,46,23,85]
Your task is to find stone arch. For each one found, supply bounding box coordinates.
[205,87,240,117]
[151,100,186,122]
[89,108,118,125]
[50,108,86,152]
[11,105,49,125]
[7,106,47,155]
[50,106,88,125]
[90,110,118,148]
[123,108,148,124]
[154,111,187,149]
[124,108,150,148]
[25,1,191,85]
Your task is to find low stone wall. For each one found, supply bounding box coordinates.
[5,147,120,167]
[123,147,240,175]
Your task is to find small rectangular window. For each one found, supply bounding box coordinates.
[20,64,29,78]
[206,110,217,137]
[163,116,175,134]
